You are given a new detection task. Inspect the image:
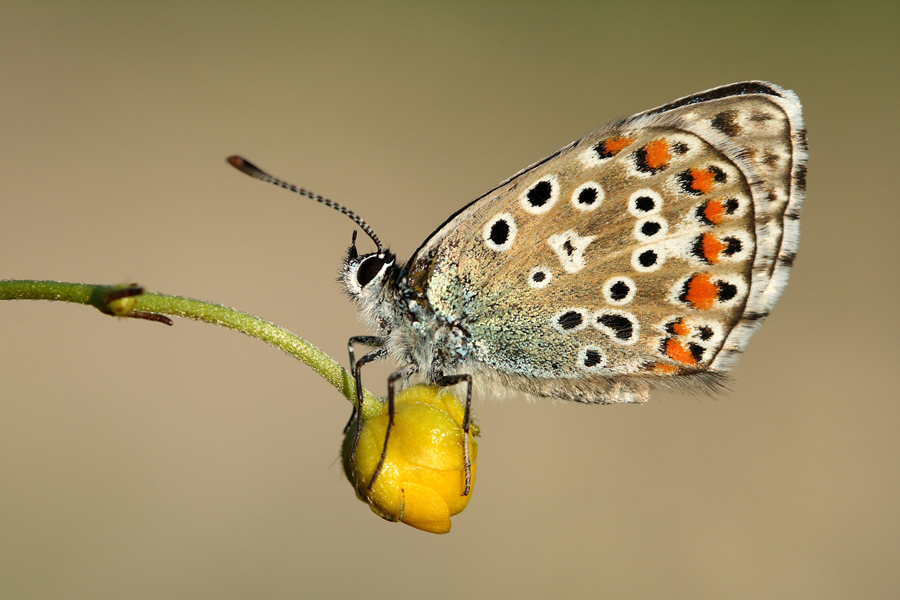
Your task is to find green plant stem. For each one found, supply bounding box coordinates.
[0,279,382,419]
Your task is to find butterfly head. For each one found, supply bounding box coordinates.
[342,249,397,298]
[341,231,399,324]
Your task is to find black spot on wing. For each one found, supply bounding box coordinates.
[525,180,553,208]
[778,251,797,267]
[711,110,741,137]
[557,311,584,330]
[489,219,510,245]
[794,164,807,191]
[717,281,738,302]
[609,280,630,301]
[583,349,603,367]
[597,314,634,341]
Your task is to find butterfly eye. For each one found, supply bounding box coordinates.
[356,255,386,288]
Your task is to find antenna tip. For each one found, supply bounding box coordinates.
[226,155,267,179]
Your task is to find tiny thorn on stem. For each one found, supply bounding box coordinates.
[94,284,171,325]
[127,311,174,326]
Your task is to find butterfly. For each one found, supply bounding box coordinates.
[228,80,806,493]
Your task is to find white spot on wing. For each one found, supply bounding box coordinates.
[519,176,560,214]
[628,189,663,216]
[571,181,604,212]
[483,213,517,251]
[602,276,636,305]
[577,345,607,372]
[527,267,553,289]
[548,230,596,273]
[631,244,666,273]
[633,216,668,242]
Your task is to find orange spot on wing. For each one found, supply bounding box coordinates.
[652,362,680,374]
[684,273,717,310]
[603,136,634,154]
[689,167,715,194]
[671,319,691,336]
[644,139,670,170]
[665,339,698,366]
[702,234,726,265]
[703,200,724,224]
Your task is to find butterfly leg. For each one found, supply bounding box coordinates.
[346,337,387,468]
[434,373,473,496]
[345,336,386,433]
[366,363,417,492]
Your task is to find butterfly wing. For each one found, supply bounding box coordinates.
[407,82,806,403]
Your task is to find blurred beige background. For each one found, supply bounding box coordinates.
[2,2,898,598]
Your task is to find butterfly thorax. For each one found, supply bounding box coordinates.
[399,259,477,379]
[342,247,474,381]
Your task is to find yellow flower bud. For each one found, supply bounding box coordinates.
[342,384,478,534]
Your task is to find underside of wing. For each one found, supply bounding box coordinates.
[412,82,805,403]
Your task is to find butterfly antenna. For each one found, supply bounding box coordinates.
[227,155,384,252]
